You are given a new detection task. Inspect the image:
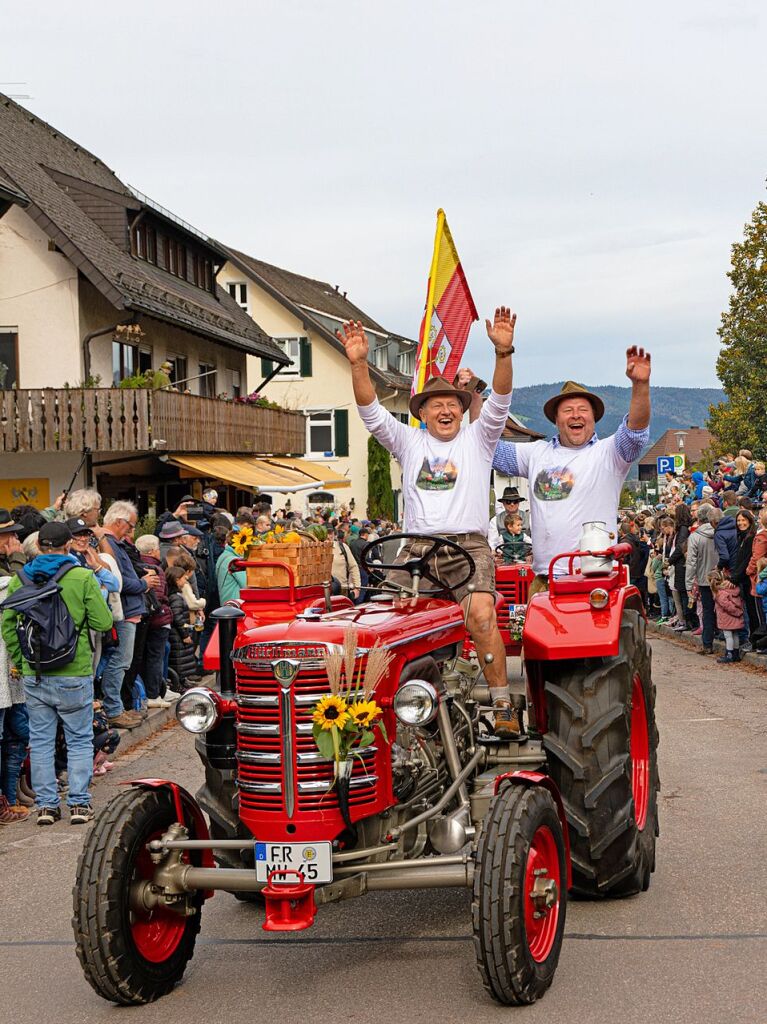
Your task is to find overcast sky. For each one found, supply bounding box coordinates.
[4,0,766,388]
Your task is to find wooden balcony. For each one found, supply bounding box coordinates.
[0,389,306,456]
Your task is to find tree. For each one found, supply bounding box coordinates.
[367,436,394,520]
[707,198,767,456]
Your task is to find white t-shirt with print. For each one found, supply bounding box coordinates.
[358,391,511,537]
[493,417,650,575]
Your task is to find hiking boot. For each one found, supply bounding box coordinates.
[0,795,28,824]
[108,711,142,729]
[69,804,95,825]
[493,701,521,738]
[716,650,734,664]
[698,646,714,655]
[36,806,61,826]
[732,648,742,662]
[740,642,752,654]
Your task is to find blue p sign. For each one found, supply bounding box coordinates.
[657,455,685,475]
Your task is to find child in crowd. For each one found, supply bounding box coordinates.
[166,565,198,691]
[709,569,745,664]
[498,513,532,565]
[92,703,120,775]
[651,542,670,621]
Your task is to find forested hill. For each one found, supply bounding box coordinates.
[510,384,724,441]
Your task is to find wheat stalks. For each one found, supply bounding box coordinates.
[362,641,394,698]
[322,647,344,695]
[342,627,359,691]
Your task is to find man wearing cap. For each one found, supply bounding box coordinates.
[339,307,523,736]
[489,349,652,595]
[0,509,27,577]
[487,486,529,551]
[1,521,114,825]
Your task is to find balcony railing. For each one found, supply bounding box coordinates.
[0,389,306,456]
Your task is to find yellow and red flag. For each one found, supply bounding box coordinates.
[411,209,478,424]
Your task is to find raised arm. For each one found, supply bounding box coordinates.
[485,306,516,396]
[626,346,651,430]
[337,320,375,406]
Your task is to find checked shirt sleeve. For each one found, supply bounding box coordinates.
[612,415,650,468]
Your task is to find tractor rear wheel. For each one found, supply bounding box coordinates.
[473,784,567,1005]
[72,787,203,1005]
[543,608,659,897]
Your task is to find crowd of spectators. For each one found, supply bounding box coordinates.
[620,448,767,662]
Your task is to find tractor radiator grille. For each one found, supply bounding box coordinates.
[495,568,531,630]
[236,665,379,816]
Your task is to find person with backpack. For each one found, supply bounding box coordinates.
[0,521,113,825]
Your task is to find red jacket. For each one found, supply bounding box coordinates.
[714,584,744,630]
[747,529,767,596]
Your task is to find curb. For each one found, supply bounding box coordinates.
[111,704,178,755]
[647,619,767,668]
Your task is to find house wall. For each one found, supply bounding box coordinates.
[0,451,83,510]
[0,205,81,387]
[220,262,406,516]
[80,280,248,397]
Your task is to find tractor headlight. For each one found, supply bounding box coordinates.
[176,688,221,734]
[589,587,609,610]
[394,680,439,726]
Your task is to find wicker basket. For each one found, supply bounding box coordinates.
[244,539,334,588]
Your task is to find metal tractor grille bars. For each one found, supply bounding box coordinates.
[495,571,531,632]
[235,664,379,816]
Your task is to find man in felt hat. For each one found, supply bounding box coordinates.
[339,307,523,736]
[489,348,652,596]
[487,485,529,551]
[0,509,27,577]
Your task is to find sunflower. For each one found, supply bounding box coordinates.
[348,699,382,728]
[231,525,254,557]
[313,695,350,731]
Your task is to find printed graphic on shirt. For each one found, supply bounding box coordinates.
[416,456,458,491]
[533,467,575,501]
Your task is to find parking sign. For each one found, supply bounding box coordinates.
[657,455,685,475]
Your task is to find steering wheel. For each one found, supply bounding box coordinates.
[360,532,475,598]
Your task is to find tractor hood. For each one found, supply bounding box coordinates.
[233,596,466,660]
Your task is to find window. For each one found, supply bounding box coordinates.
[0,331,19,388]
[168,355,188,388]
[230,368,242,399]
[374,343,388,370]
[307,411,334,456]
[138,347,152,374]
[398,349,415,376]
[274,337,301,376]
[199,361,216,398]
[163,238,188,280]
[131,223,158,265]
[112,340,137,384]
[193,253,214,292]
[227,282,248,311]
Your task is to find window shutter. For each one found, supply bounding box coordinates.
[261,357,274,377]
[299,336,312,377]
[334,409,349,457]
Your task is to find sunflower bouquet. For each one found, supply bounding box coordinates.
[230,522,305,557]
[311,627,392,768]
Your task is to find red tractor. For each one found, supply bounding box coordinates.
[73,536,659,1007]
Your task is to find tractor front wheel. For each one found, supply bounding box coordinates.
[473,784,567,1005]
[72,787,203,1005]
[543,608,659,897]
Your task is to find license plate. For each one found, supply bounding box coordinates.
[254,841,333,884]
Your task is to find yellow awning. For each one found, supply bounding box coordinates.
[167,454,350,493]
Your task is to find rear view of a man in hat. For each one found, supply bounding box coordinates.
[339,307,523,736]
[491,348,652,596]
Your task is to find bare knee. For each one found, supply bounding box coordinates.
[465,595,497,639]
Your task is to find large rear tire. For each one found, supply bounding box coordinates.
[473,784,567,1005]
[72,787,203,1005]
[543,608,659,897]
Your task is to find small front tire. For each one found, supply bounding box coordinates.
[473,784,567,1005]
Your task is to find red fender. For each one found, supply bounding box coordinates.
[494,770,572,890]
[523,575,644,661]
[124,779,216,878]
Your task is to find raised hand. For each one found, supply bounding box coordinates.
[626,346,651,384]
[454,367,476,390]
[337,320,369,366]
[485,306,517,357]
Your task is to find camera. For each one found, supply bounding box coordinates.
[185,503,205,522]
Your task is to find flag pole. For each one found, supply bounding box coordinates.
[410,208,446,426]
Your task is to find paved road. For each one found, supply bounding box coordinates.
[1,634,766,1024]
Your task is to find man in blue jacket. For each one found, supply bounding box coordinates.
[714,511,738,570]
[100,502,160,729]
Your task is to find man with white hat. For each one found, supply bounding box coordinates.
[488,349,652,597]
[339,307,523,736]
